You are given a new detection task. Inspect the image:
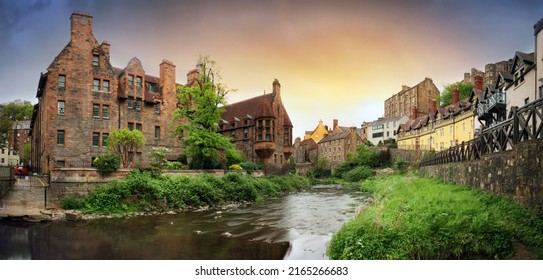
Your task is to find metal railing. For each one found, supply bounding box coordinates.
[421,98,543,166]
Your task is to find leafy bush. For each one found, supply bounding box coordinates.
[61,196,84,209]
[342,166,374,182]
[150,147,171,169]
[394,159,409,174]
[229,164,243,170]
[92,153,120,173]
[167,162,185,170]
[239,162,256,174]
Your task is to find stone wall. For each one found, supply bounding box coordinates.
[389,148,428,163]
[420,139,543,212]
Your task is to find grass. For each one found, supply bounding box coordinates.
[327,174,543,260]
[62,170,310,215]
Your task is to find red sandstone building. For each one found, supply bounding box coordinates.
[218,79,294,174]
[30,12,182,173]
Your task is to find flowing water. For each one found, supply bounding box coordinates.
[0,185,367,260]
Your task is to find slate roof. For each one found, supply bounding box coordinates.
[319,129,351,143]
[221,93,276,122]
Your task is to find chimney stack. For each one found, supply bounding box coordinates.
[100,41,110,58]
[70,12,93,44]
[474,75,484,91]
[273,79,281,96]
[402,85,410,92]
[412,106,418,119]
[333,119,338,130]
[452,88,459,105]
[431,99,437,114]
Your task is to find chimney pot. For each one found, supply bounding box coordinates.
[412,106,418,119]
[333,119,338,129]
[452,88,460,105]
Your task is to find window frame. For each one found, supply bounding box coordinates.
[92,55,99,67]
[102,104,109,120]
[58,75,66,90]
[58,100,65,116]
[103,80,110,92]
[57,130,65,146]
[93,79,100,91]
[93,104,100,119]
[92,132,100,147]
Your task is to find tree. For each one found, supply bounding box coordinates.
[21,143,31,163]
[174,56,242,169]
[106,128,145,168]
[437,82,474,107]
[0,100,33,148]
[150,147,171,169]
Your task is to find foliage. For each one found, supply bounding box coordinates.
[239,162,256,174]
[174,56,242,169]
[328,174,543,260]
[229,164,243,170]
[437,81,473,107]
[394,159,409,174]
[386,138,397,149]
[21,143,31,163]
[334,144,383,179]
[77,170,310,214]
[61,196,84,210]
[0,100,33,149]
[106,128,145,168]
[312,157,331,178]
[92,153,120,173]
[166,162,185,170]
[342,166,374,182]
[150,147,171,169]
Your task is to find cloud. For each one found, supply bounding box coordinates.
[0,0,52,45]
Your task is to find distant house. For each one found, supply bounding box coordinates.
[364,116,408,146]
[317,125,364,170]
[384,77,440,118]
[218,79,293,174]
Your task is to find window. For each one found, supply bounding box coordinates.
[155,126,160,140]
[56,160,65,167]
[102,105,109,119]
[92,132,100,147]
[58,75,66,89]
[243,127,248,139]
[92,55,99,67]
[93,79,100,91]
[155,103,160,114]
[103,80,110,92]
[128,122,134,131]
[102,133,109,147]
[265,120,271,141]
[525,98,530,105]
[257,120,263,141]
[128,152,134,166]
[387,131,390,137]
[57,130,65,145]
[128,99,134,109]
[58,100,65,116]
[372,132,384,138]
[148,82,157,93]
[128,75,134,87]
[135,98,142,111]
[136,76,142,89]
[136,152,142,165]
[539,85,543,99]
[136,123,142,131]
[284,128,290,145]
[93,104,100,119]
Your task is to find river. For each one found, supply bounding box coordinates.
[0,185,367,260]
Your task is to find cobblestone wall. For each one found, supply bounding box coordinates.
[420,139,543,212]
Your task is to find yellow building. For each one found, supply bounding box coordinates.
[304,120,330,143]
[397,93,475,152]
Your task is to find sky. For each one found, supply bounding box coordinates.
[1,0,542,139]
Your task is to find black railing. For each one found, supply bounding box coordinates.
[421,98,543,166]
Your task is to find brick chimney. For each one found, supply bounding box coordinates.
[70,12,93,44]
[100,40,110,58]
[160,59,176,96]
[431,100,437,114]
[474,75,484,91]
[333,119,338,130]
[412,106,418,119]
[273,79,281,96]
[402,85,410,92]
[186,69,199,86]
[452,88,459,105]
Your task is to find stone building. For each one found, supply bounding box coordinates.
[218,79,294,174]
[293,137,318,164]
[317,126,363,170]
[12,120,31,160]
[384,77,440,118]
[30,12,182,173]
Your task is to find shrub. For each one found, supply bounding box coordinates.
[229,164,243,170]
[61,196,83,209]
[167,162,185,170]
[150,147,171,169]
[342,166,374,182]
[239,162,256,174]
[92,153,120,173]
[394,159,409,174]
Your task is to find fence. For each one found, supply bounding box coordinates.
[0,166,15,204]
[420,98,543,166]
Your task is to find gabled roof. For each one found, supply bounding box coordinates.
[221,93,277,123]
[319,129,351,143]
[511,51,535,74]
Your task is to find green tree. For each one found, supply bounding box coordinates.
[0,100,33,148]
[437,82,473,107]
[21,143,31,163]
[174,56,241,169]
[106,128,145,168]
[150,147,171,169]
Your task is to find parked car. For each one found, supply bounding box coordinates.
[14,164,29,176]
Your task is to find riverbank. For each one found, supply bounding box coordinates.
[327,173,543,260]
[1,171,311,222]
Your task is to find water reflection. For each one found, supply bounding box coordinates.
[0,185,366,260]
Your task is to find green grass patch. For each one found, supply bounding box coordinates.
[327,174,543,260]
[61,170,310,215]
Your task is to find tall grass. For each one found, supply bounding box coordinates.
[328,174,543,259]
[63,170,310,214]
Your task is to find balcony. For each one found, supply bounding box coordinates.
[255,141,276,160]
[487,91,506,112]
